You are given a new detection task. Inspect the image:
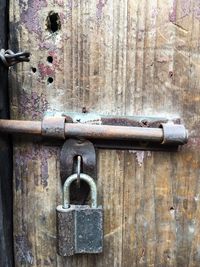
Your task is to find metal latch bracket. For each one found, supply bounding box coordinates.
[0,112,188,151]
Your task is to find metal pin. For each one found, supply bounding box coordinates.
[76,156,81,188]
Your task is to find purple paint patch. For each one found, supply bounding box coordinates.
[18,90,49,120]
[20,0,47,36]
[96,0,108,22]
[48,51,62,70]
[67,0,73,9]
[180,0,191,17]
[194,0,200,20]
[169,0,177,23]
[15,146,59,189]
[39,41,57,51]
[169,0,193,23]
[55,0,64,6]
[38,63,55,79]
[152,8,158,19]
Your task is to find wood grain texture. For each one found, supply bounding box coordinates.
[9,0,200,266]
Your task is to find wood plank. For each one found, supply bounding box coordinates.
[9,0,200,266]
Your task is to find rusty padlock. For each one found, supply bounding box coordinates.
[56,173,103,256]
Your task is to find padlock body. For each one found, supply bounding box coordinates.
[56,205,103,256]
[75,206,103,254]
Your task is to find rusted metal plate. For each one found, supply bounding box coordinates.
[60,139,96,206]
[59,112,181,127]
[60,139,96,182]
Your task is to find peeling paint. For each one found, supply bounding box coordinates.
[66,0,73,10]
[96,0,108,23]
[129,150,151,166]
[39,41,58,51]
[72,113,102,124]
[55,0,64,7]
[169,0,177,23]
[194,0,200,20]
[170,208,175,219]
[169,0,200,23]
[20,0,47,35]
[188,225,195,234]
[38,63,55,79]
[152,8,158,19]
[180,0,191,17]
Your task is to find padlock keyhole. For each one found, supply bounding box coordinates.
[70,180,90,205]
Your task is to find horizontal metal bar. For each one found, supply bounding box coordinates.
[64,123,163,142]
[0,120,41,135]
[0,118,188,146]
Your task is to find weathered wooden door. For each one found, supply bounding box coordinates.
[9,0,200,266]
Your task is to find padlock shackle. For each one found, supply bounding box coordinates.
[63,173,97,209]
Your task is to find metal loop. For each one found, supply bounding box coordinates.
[63,173,97,209]
[0,49,30,67]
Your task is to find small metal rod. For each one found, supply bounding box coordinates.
[0,119,188,144]
[76,156,81,188]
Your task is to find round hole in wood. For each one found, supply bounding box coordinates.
[46,11,61,33]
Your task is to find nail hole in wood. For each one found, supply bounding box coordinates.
[31,67,37,73]
[47,56,53,63]
[82,107,87,113]
[47,77,54,84]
